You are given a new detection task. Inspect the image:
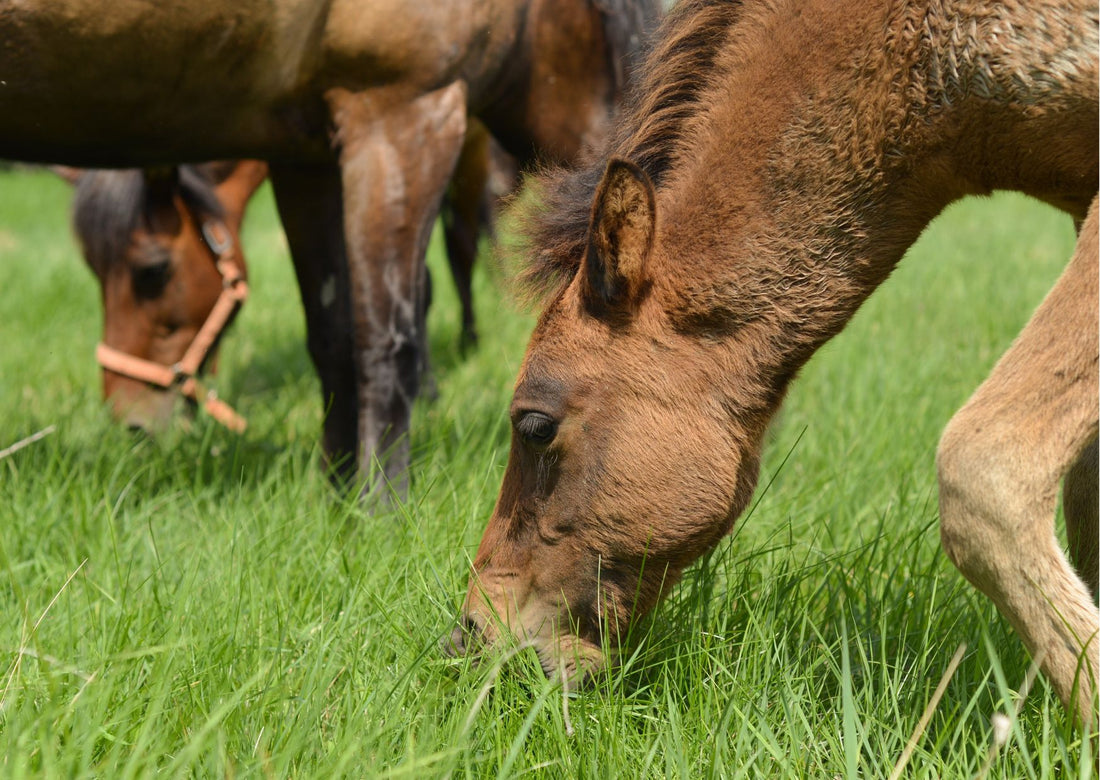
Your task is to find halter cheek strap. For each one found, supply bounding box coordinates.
[95,218,249,433]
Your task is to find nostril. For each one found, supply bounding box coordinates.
[125,420,151,436]
[441,626,466,658]
[441,615,482,658]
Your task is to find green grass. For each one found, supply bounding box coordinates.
[0,167,1093,777]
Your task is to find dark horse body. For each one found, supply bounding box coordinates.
[454,0,1099,725]
[1,0,660,491]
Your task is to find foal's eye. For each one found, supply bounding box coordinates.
[516,412,558,448]
[131,259,173,297]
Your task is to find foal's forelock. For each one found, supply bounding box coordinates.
[73,166,225,277]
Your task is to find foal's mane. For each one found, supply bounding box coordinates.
[519,0,742,302]
[73,166,225,277]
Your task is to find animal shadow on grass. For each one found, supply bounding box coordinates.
[612,511,986,722]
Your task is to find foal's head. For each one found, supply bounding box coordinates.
[451,160,764,681]
[71,161,265,430]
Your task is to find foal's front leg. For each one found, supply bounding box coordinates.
[326,82,468,498]
[937,196,1099,726]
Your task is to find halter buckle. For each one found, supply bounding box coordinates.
[201,220,234,257]
[169,362,190,386]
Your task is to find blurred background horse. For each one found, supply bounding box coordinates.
[62,161,265,432]
[64,126,514,436]
[0,0,662,494]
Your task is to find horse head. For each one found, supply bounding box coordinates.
[69,161,266,431]
[448,160,764,682]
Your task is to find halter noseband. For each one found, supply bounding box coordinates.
[95,217,249,432]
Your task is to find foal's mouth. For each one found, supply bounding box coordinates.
[441,614,605,689]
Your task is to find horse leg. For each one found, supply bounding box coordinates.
[326,82,468,497]
[269,162,359,487]
[443,124,492,353]
[937,196,1099,725]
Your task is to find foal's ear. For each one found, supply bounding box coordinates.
[585,158,656,311]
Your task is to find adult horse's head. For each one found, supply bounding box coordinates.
[70,161,266,431]
[450,159,764,681]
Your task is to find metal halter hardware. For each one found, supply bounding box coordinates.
[95,216,250,432]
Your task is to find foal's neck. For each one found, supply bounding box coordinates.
[654,0,1095,422]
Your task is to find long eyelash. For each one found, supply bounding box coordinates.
[535,451,557,494]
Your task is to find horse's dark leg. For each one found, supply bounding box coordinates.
[269,162,359,487]
[326,82,468,498]
[443,125,492,353]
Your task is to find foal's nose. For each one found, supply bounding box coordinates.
[441,615,483,658]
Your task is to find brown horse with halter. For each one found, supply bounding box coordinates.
[452,0,1099,725]
[63,162,266,433]
[1,0,662,493]
[65,129,511,436]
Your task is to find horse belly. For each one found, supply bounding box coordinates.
[896,0,1100,207]
[0,0,329,164]
[965,1,1099,205]
[320,0,525,99]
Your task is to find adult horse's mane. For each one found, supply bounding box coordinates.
[74,166,224,277]
[519,0,742,303]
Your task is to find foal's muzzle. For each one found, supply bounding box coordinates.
[441,614,484,658]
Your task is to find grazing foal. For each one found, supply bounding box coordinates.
[453,0,1099,724]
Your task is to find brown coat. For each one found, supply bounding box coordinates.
[456,0,1099,725]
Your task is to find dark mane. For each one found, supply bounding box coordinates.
[73,165,225,276]
[518,0,742,303]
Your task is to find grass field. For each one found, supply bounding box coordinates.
[0,167,1093,777]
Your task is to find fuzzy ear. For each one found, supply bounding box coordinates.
[585,158,656,310]
[208,161,268,231]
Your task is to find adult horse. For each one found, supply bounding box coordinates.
[66,133,508,435]
[0,0,662,492]
[451,0,1099,725]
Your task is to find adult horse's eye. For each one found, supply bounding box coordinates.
[516,412,557,448]
[131,259,173,298]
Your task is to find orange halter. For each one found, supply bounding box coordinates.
[95,219,249,432]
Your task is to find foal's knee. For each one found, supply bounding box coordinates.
[936,413,1041,585]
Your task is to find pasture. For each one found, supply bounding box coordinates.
[0,168,1092,776]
